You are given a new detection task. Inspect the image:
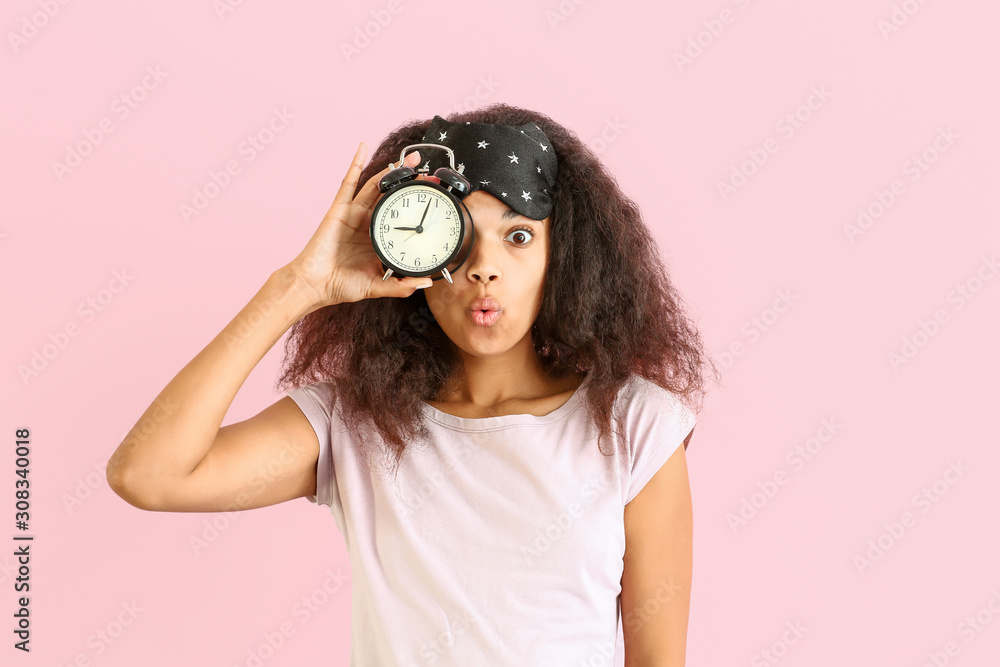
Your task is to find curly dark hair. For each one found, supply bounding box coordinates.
[275,102,719,480]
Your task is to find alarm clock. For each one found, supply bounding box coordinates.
[370,143,475,285]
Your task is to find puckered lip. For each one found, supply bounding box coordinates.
[468,297,502,312]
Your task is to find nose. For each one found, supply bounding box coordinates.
[464,233,500,284]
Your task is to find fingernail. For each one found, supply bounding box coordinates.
[416,282,432,289]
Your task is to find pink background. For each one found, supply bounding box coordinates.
[2,0,998,665]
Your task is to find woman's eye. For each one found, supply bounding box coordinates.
[504,227,534,245]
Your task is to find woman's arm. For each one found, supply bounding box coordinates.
[621,428,696,666]
[105,268,321,511]
[106,142,432,513]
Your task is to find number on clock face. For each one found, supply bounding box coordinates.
[376,184,461,272]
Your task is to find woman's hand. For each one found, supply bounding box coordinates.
[282,142,434,309]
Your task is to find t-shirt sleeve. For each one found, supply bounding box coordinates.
[625,383,698,505]
[286,381,337,508]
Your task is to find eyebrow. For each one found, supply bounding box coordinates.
[501,205,543,223]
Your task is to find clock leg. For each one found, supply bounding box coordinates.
[382,267,394,281]
[440,267,453,284]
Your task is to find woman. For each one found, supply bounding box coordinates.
[107,103,717,666]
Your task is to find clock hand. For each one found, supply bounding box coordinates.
[415,200,432,233]
[392,226,420,244]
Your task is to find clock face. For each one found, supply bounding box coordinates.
[373,183,463,274]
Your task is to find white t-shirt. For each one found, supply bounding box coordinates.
[287,372,697,667]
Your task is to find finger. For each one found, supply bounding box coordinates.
[353,149,421,213]
[369,274,434,300]
[323,142,370,223]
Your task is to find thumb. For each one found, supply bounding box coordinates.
[371,275,434,299]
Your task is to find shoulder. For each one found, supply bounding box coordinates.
[286,380,340,426]
[615,374,694,430]
[288,380,335,406]
[614,373,698,470]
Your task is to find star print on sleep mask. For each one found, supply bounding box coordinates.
[417,115,558,221]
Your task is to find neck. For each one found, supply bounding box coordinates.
[438,332,566,407]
